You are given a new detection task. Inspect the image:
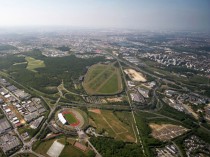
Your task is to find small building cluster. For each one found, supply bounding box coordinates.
[155,144,179,157]
[184,135,210,157]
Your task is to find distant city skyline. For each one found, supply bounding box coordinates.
[0,0,209,31]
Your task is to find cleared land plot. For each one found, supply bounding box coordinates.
[88,109,101,114]
[47,140,64,157]
[74,142,87,151]
[124,69,147,82]
[8,104,26,124]
[13,62,27,65]
[183,104,199,119]
[149,123,189,141]
[25,57,45,72]
[88,110,136,142]
[106,97,123,103]
[83,63,123,95]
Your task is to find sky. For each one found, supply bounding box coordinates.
[0,0,209,31]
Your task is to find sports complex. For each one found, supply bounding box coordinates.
[52,107,88,134]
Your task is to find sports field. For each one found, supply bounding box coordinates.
[83,63,123,95]
[25,56,45,72]
[63,112,78,124]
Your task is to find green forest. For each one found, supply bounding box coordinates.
[0,50,105,94]
[90,137,144,157]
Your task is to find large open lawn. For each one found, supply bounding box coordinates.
[34,139,54,155]
[83,63,123,95]
[59,144,87,157]
[34,138,88,157]
[88,109,136,142]
[25,56,45,72]
[14,153,37,157]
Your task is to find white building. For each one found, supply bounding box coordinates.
[58,113,67,124]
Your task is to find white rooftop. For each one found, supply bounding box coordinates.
[58,113,67,124]
[47,140,65,157]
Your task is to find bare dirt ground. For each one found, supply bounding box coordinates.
[88,109,101,114]
[205,104,210,121]
[149,123,189,141]
[124,69,147,82]
[183,104,199,119]
[106,97,123,103]
[74,142,87,151]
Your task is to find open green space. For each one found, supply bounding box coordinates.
[0,50,105,96]
[90,137,143,157]
[88,110,136,142]
[135,111,164,157]
[58,137,93,157]
[14,153,37,157]
[64,113,77,124]
[59,144,88,157]
[97,73,119,93]
[25,56,45,72]
[33,137,89,157]
[83,63,123,95]
[34,139,54,155]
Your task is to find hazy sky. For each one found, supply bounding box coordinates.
[0,0,209,31]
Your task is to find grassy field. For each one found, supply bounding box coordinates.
[57,138,89,157]
[64,113,77,124]
[34,138,88,157]
[88,110,136,142]
[25,56,45,72]
[14,153,37,157]
[59,144,87,157]
[34,139,54,155]
[83,63,123,95]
